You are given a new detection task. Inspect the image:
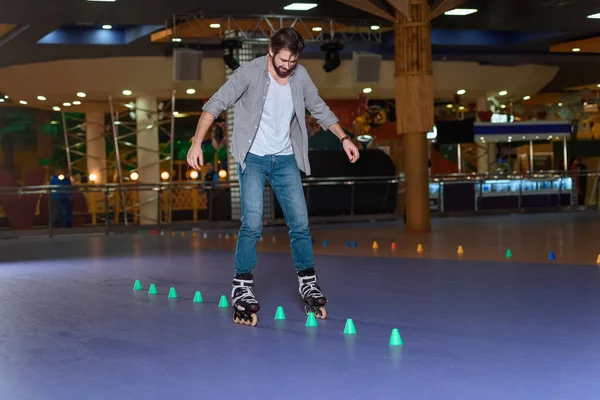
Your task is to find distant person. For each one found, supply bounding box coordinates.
[49,167,72,228]
[186,27,359,326]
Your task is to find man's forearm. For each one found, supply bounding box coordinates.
[192,111,216,145]
[328,123,347,140]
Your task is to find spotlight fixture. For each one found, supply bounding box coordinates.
[321,41,344,73]
[222,38,243,71]
[456,89,466,95]
[356,134,373,149]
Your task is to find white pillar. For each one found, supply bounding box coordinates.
[136,96,160,225]
[85,104,106,183]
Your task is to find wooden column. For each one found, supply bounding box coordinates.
[394,0,434,233]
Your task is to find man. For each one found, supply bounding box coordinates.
[187,28,359,327]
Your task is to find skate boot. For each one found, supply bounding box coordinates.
[298,268,327,319]
[231,273,260,327]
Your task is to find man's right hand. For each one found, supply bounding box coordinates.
[187,140,204,170]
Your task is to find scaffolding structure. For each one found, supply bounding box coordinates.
[107,90,176,226]
[157,13,389,45]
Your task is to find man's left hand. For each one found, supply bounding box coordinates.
[343,139,360,163]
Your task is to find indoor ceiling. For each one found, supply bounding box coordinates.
[1,0,600,95]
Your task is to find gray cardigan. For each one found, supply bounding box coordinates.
[202,54,339,176]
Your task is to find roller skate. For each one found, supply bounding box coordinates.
[231,273,260,327]
[298,268,327,319]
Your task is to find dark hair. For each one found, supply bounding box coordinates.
[270,28,305,56]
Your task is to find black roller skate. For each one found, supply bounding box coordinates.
[298,268,327,319]
[231,273,260,327]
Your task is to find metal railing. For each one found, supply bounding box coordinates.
[0,170,597,238]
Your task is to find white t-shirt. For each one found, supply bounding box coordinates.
[249,73,294,156]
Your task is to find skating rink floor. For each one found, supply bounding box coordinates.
[0,213,599,399]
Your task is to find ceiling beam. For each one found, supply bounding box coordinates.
[336,0,396,22]
[384,0,410,20]
[428,0,469,21]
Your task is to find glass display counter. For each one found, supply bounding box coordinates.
[431,177,572,212]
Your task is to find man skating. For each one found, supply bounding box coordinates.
[187,28,360,326]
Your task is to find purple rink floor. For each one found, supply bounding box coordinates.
[1,233,600,399]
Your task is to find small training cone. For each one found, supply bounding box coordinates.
[203,232,208,239]
[148,284,158,295]
[192,232,197,238]
[218,295,229,308]
[343,318,357,335]
[391,242,397,251]
[171,232,175,237]
[596,254,600,264]
[417,244,423,252]
[323,240,328,247]
[133,280,142,291]
[389,328,403,346]
[372,241,379,250]
[457,245,464,254]
[506,249,512,258]
[305,312,318,327]
[168,287,178,299]
[218,233,222,239]
[272,236,276,243]
[181,232,185,238]
[260,236,264,242]
[345,240,350,247]
[225,234,230,240]
[353,241,358,248]
[234,234,238,240]
[193,291,203,303]
[548,251,556,260]
[274,306,286,320]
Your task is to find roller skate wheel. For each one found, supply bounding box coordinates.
[318,306,327,319]
[233,313,258,327]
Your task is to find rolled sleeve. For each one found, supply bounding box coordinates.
[202,66,249,118]
[302,70,339,131]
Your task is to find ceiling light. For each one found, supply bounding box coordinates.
[37,95,46,101]
[456,89,466,95]
[102,25,112,30]
[558,103,562,107]
[63,102,72,107]
[73,101,81,105]
[172,37,182,42]
[444,8,477,16]
[458,106,465,111]
[209,23,220,29]
[572,48,581,52]
[0,99,4,103]
[19,100,27,105]
[122,89,132,96]
[499,90,508,96]
[362,88,372,94]
[283,3,318,11]
[77,92,86,98]
[186,88,196,95]
[588,13,600,19]
[523,96,531,100]
[370,25,380,30]
[52,106,60,111]
[312,27,322,32]
[446,104,453,108]
[501,104,506,109]
[173,111,179,116]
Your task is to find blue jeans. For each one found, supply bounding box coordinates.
[234,153,313,274]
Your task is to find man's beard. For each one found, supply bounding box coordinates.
[272,57,294,78]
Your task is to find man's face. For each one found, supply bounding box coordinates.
[270,48,298,78]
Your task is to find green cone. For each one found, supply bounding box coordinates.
[506,249,512,258]
[148,284,158,295]
[274,306,286,320]
[133,280,142,291]
[218,295,229,308]
[389,328,403,346]
[168,287,178,299]
[193,291,203,303]
[343,318,357,335]
[305,312,318,327]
